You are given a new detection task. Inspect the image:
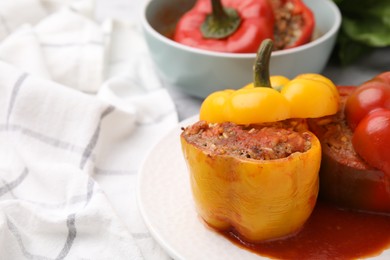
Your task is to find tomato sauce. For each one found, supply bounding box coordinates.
[218,201,390,259]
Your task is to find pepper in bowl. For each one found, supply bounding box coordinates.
[173,0,315,53]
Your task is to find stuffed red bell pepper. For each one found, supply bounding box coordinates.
[308,76,390,214]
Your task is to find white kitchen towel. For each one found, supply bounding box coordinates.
[0,8,105,92]
[0,0,177,259]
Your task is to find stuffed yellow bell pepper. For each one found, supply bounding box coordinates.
[181,39,338,242]
[181,120,321,242]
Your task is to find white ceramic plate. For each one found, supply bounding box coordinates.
[137,115,389,260]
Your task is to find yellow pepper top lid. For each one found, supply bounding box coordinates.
[200,39,340,124]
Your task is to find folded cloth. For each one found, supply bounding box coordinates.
[0,0,177,259]
[0,0,47,41]
[0,62,144,259]
[0,8,105,92]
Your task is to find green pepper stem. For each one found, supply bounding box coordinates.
[211,0,227,19]
[254,39,273,88]
[201,0,241,39]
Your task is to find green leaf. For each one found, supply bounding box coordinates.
[343,17,390,47]
[331,0,390,65]
[334,32,372,66]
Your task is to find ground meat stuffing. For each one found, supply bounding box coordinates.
[308,88,371,169]
[181,119,312,160]
[312,115,357,159]
[270,0,305,50]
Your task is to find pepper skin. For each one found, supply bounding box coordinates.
[280,73,340,118]
[174,0,274,53]
[200,41,339,124]
[270,75,290,91]
[308,86,390,213]
[199,87,291,124]
[180,129,321,242]
[317,146,390,213]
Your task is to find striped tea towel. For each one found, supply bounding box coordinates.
[0,0,177,259]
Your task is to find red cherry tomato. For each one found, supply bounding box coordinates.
[345,72,390,177]
[345,72,390,130]
[376,71,390,84]
[352,109,390,176]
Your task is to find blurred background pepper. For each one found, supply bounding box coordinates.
[173,0,315,53]
[331,0,390,65]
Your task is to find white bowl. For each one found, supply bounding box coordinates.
[141,0,341,98]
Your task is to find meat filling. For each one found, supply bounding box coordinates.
[181,120,312,160]
[313,115,357,160]
[308,87,374,170]
[271,0,306,50]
